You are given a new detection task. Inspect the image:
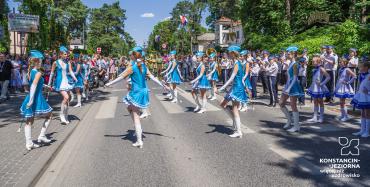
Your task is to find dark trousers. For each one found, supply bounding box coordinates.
[325,70,335,100]
[281,70,287,85]
[221,69,229,84]
[267,76,277,105]
[251,76,258,98]
[259,71,268,93]
[298,76,307,104]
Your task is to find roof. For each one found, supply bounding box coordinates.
[197,33,215,41]
[215,16,241,26]
[70,38,83,45]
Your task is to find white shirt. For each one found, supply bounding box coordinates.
[348,56,359,68]
[266,62,278,77]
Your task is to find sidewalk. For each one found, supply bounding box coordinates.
[0,90,104,187]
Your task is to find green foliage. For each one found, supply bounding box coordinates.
[87,2,135,57]
[244,20,369,56]
[0,0,9,52]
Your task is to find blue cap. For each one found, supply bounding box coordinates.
[132,46,143,53]
[321,45,327,49]
[196,51,204,57]
[302,48,308,53]
[74,53,80,59]
[286,46,298,52]
[128,51,133,55]
[262,50,269,55]
[59,46,68,53]
[170,50,177,55]
[227,45,241,53]
[240,50,249,56]
[298,57,306,63]
[326,45,334,49]
[209,52,216,58]
[268,56,275,61]
[349,48,357,52]
[342,54,350,60]
[29,50,44,59]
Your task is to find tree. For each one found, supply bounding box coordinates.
[205,0,241,30]
[87,2,135,56]
[0,0,9,52]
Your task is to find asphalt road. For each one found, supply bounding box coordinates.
[35,82,370,187]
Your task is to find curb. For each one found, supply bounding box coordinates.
[15,102,94,187]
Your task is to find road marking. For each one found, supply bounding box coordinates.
[95,96,118,119]
[154,94,184,114]
[226,119,256,134]
[177,87,220,112]
[268,143,322,175]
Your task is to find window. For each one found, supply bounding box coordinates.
[236,31,240,39]
[74,46,79,49]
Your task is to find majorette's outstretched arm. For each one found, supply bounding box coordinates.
[219,64,238,92]
[161,61,172,75]
[206,62,217,79]
[105,67,133,87]
[164,60,176,78]
[147,69,169,90]
[190,65,205,84]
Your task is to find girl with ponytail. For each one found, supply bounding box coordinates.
[105,46,168,148]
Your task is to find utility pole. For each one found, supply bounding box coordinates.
[82,21,85,50]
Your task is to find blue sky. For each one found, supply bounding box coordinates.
[8,0,209,46]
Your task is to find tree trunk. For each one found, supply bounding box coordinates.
[285,0,291,24]
[361,0,368,24]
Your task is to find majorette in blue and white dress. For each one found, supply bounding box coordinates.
[241,60,252,90]
[20,69,53,118]
[283,61,304,97]
[53,59,74,91]
[164,61,173,83]
[169,60,182,84]
[193,63,211,89]
[210,61,219,81]
[82,63,90,81]
[123,61,150,109]
[73,62,84,89]
[334,67,355,98]
[351,73,370,109]
[307,66,330,98]
[224,61,248,103]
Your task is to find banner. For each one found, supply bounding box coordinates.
[8,13,39,33]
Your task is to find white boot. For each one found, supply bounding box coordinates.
[140,109,151,119]
[353,118,366,136]
[82,88,86,98]
[340,107,349,122]
[288,112,300,132]
[240,103,247,112]
[229,117,242,138]
[197,98,207,114]
[70,91,75,102]
[38,118,52,143]
[132,123,143,148]
[65,104,70,123]
[85,89,89,101]
[318,106,324,123]
[60,103,69,124]
[281,106,292,129]
[25,124,39,150]
[194,95,201,112]
[74,95,82,107]
[171,90,178,103]
[361,119,369,138]
[307,106,319,123]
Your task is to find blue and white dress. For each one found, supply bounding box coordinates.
[307,67,330,98]
[20,69,53,118]
[283,61,304,97]
[53,59,74,91]
[225,61,248,103]
[164,61,173,83]
[351,73,370,109]
[193,63,211,89]
[82,63,90,81]
[169,60,182,84]
[334,68,355,98]
[123,61,150,109]
[73,62,84,89]
[210,61,219,81]
[241,60,252,90]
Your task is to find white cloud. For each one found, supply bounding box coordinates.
[141,13,155,18]
[163,16,172,21]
